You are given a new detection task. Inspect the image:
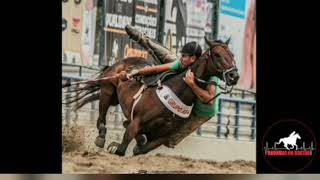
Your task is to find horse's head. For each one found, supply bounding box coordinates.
[204,36,239,86]
[295,134,301,140]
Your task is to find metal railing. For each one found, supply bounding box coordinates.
[62,62,100,77]
[217,97,256,140]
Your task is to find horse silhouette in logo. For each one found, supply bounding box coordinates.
[276,131,301,150]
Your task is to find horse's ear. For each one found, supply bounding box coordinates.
[225,36,231,45]
[204,36,214,47]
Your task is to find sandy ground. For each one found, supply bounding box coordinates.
[63,151,255,174]
[62,124,255,174]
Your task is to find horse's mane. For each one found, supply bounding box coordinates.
[188,40,228,78]
[100,65,110,73]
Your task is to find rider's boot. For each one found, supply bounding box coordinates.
[125,25,150,50]
[125,25,176,64]
[148,40,177,63]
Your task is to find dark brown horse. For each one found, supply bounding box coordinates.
[63,37,239,156]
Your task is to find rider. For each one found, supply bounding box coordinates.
[125,41,202,77]
[122,25,220,147]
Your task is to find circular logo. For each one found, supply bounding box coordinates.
[262,119,317,172]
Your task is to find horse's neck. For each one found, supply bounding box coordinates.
[192,53,213,81]
[291,135,298,141]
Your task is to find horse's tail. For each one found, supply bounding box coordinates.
[62,65,109,110]
[63,83,101,110]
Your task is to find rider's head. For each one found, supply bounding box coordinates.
[180,41,202,69]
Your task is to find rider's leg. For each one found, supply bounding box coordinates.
[125,25,176,64]
[147,40,177,63]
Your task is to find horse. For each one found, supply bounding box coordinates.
[63,36,239,156]
[276,131,301,150]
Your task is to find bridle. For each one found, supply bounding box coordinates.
[194,44,237,104]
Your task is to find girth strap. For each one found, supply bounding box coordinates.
[131,84,147,122]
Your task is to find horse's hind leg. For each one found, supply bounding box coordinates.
[94,86,114,148]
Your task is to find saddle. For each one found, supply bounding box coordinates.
[134,70,193,119]
[130,70,180,121]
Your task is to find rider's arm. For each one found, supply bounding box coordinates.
[138,63,172,76]
[137,60,180,76]
[183,70,216,105]
[190,83,216,105]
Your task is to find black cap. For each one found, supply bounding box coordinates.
[180,41,202,58]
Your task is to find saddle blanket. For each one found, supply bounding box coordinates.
[156,85,193,118]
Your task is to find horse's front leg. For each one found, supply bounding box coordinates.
[109,118,140,156]
[133,137,168,155]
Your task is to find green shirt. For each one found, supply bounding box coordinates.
[192,76,220,118]
[169,60,220,118]
[169,59,183,71]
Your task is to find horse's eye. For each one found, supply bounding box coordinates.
[215,54,221,58]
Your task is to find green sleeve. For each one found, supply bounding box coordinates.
[169,59,183,71]
[209,76,219,83]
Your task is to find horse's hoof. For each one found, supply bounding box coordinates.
[107,142,120,154]
[94,136,106,148]
[115,149,125,156]
[133,145,141,155]
[136,134,147,147]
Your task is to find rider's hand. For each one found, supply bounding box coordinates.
[127,69,140,79]
[183,69,195,86]
[118,71,129,80]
